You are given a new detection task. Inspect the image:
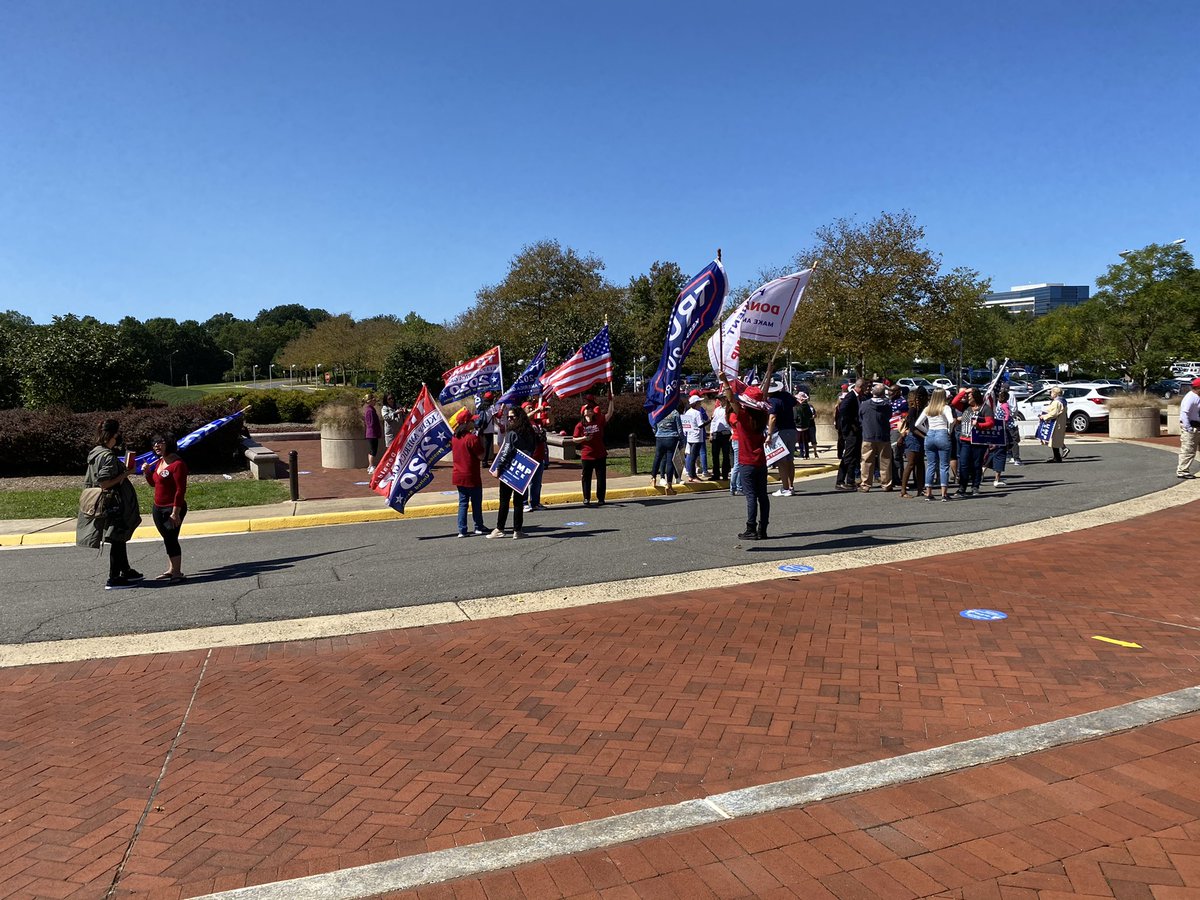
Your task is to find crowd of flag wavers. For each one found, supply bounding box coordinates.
[78,256,1090,592]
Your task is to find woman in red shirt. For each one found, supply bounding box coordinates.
[573,393,614,507]
[143,433,189,583]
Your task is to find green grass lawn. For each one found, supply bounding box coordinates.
[606,449,662,477]
[0,480,291,520]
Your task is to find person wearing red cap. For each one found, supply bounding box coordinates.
[451,410,488,537]
[521,400,550,511]
[719,369,770,541]
[573,391,614,506]
[1177,378,1200,478]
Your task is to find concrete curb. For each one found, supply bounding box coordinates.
[0,465,839,547]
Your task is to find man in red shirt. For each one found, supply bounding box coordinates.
[572,389,614,507]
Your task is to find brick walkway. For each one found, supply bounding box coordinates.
[2,499,1199,898]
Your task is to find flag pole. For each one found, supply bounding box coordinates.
[716,248,725,378]
[497,346,505,395]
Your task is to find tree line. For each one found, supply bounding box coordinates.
[2,212,1196,413]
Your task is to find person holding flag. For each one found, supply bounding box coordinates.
[719,369,771,541]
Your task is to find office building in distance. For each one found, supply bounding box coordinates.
[982,283,1089,316]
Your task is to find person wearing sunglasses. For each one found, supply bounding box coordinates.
[144,433,189,582]
[487,405,536,539]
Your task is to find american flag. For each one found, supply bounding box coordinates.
[541,326,613,398]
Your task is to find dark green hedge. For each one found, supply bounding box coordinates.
[0,403,247,477]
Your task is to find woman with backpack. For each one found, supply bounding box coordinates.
[76,418,144,590]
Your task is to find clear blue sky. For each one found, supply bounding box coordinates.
[2,0,1196,326]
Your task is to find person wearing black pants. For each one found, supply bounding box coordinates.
[719,371,770,541]
[835,380,865,490]
[574,394,613,506]
[487,406,537,539]
[144,433,190,582]
[710,396,732,480]
[77,418,144,590]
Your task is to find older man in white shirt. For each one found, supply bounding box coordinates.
[1177,378,1200,478]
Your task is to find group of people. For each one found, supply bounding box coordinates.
[77,418,190,589]
[833,378,1042,500]
[362,392,408,475]
[449,390,613,539]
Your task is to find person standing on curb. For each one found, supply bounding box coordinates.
[710,395,732,481]
[719,370,770,541]
[451,410,488,537]
[1177,378,1200,479]
[767,378,799,496]
[77,418,144,590]
[362,393,382,475]
[835,379,864,491]
[650,400,683,494]
[143,433,189,582]
[573,391,613,506]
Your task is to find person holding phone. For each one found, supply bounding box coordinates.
[144,433,189,582]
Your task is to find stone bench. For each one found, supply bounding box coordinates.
[242,438,281,479]
[545,432,578,462]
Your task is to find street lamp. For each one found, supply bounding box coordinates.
[269,363,275,382]
[785,348,793,393]
[252,364,259,384]
[316,363,322,384]
[169,349,179,386]
[222,348,235,381]
[289,364,296,383]
[637,355,647,392]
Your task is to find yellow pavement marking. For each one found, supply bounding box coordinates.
[1092,635,1143,648]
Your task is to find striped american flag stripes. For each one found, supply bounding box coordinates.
[541,326,613,398]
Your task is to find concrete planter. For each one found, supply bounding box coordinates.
[321,424,368,469]
[1017,420,1041,440]
[1108,406,1160,439]
[814,414,838,448]
[1166,404,1181,436]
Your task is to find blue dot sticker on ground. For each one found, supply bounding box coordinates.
[778,564,814,574]
[960,608,1008,621]
[564,521,587,527]
[650,536,676,542]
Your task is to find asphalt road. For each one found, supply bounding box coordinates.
[0,440,1178,644]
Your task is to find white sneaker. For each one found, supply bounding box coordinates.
[473,528,487,536]
[772,489,786,496]
[523,504,533,513]
[366,465,375,475]
[486,528,504,539]
[1062,447,1071,458]
[457,533,467,538]
[994,480,1006,487]
[780,488,793,496]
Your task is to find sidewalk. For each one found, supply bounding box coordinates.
[1,482,1198,897]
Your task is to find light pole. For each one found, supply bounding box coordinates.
[316,363,322,384]
[637,355,646,391]
[269,363,275,383]
[785,349,793,393]
[289,364,295,384]
[222,349,235,381]
[252,364,258,385]
[169,349,179,386]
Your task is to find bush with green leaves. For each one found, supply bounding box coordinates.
[12,314,148,411]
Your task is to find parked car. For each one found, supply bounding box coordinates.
[1014,383,1128,433]
[929,377,955,391]
[896,377,934,393]
[1147,378,1188,399]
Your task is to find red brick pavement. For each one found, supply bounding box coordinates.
[2,500,1199,898]
[394,714,1200,898]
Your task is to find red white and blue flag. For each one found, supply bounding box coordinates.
[132,409,245,474]
[541,326,613,398]
[369,384,453,513]
[440,346,502,404]
[644,259,727,427]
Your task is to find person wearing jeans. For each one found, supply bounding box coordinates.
[450,410,487,537]
[651,402,683,494]
[951,387,994,495]
[916,390,955,501]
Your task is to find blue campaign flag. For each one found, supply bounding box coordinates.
[383,406,454,513]
[496,342,547,408]
[439,346,502,404]
[489,448,540,496]
[645,259,728,427]
[133,409,246,473]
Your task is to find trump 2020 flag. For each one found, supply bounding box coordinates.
[440,346,501,404]
[736,269,813,342]
[707,306,746,380]
[541,326,613,398]
[497,342,547,408]
[369,385,453,513]
[645,259,727,427]
[133,409,246,474]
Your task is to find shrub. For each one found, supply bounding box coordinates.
[314,397,365,430]
[0,403,245,476]
[543,392,654,443]
[1105,392,1164,409]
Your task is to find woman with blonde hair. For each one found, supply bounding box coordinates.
[1039,386,1068,462]
[915,389,955,501]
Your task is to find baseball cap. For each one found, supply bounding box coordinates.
[1192,378,1200,388]
[483,391,495,400]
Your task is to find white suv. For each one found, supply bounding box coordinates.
[1014,383,1129,433]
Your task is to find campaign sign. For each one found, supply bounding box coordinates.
[765,433,791,467]
[960,608,1008,621]
[1035,419,1055,443]
[970,421,1007,446]
[490,449,539,496]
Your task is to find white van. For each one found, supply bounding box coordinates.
[1171,361,1200,377]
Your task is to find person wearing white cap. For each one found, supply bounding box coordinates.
[1177,378,1200,478]
[681,392,708,482]
[767,378,798,495]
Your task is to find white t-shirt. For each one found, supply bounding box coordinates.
[681,408,704,443]
[915,408,955,433]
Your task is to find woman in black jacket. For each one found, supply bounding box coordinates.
[487,406,536,539]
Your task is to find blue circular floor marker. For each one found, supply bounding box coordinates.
[298,471,312,475]
[650,536,677,542]
[960,608,1008,621]
[778,564,814,574]
[564,521,587,527]
[440,490,457,495]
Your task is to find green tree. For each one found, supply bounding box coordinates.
[15,315,148,410]
[380,315,452,401]
[789,211,942,375]
[1092,243,1200,386]
[627,261,685,367]
[0,311,33,408]
[255,304,330,330]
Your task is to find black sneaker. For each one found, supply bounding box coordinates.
[105,577,131,590]
[123,569,144,581]
[738,528,759,541]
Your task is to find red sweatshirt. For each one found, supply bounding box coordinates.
[145,457,188,508]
